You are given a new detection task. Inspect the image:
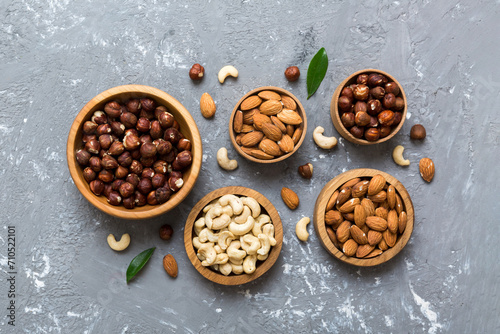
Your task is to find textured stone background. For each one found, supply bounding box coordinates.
[1,0,499,333]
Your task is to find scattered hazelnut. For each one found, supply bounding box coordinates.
[379,126,392,138]
[354,101,367,113]
[159,224,174,240]
[189,63,205,80]
[298,163,313,179]
[139,134,153,145]
[140,156,155,167]
[96,124,112,136]
[392,112,403,126]
[172,150,192,170]
[153,160,168,174]
[410,124,426,140]
[284,66,300,82]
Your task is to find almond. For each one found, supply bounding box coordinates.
[325,210,343,228]
[383,229,397,247]
[398,211,407,234]
[387,209,399,234]
[235,133,244,145]
[200,93,216,118]
[367,190,387,203]
[240,124,255,133]
[270,116,287,133]
[379,201,390,210]
[336,187,352,206]
[258,90,281,100]
[395,194,404,215]
[240,131,264,147]
[291,127,303,144]
[343,212,354,221]
[352,180,369,198]
[259,139,281,156]
[419,157,435,182]
[286,124,295,137]
[361,198,375,216]
[387,185,396,209]
[277,109,302,125]
[163,254,178,278]
[367,230,383,246]
[249,149,274,160]
[339,198,360,213]
[367,174,386,196]
[356,244,375,258]
[378,239,389,251]
[281,187,299,210]
[259,99,283,116]
[253,113,272,131]
[375,207,388,220]
[365,216,388,231]
[240,146,255,155]
[341,177,361,190]
[343,239,358,257]
[233,110,243,133]
[241,95,262,111]
[350,225,368,245]
[326,190,339,211]
[336,221,351,243]
[261,123,283,142]
[353,204,367,227]
[365,249,383,258]
[360,224,370,234]
[326,227,339,248]
[280,95,297,110]
[243,109,259,124]
[277,134,294,153]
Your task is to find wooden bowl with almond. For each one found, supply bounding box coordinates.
[184,186,283,285]
[313,168,414,266]
[330,69,407,145]
[229,86,307,163]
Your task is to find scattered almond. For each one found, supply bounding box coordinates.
[163,254,178,278]
[419,157,435,182]
[281,187,299,210]
[200,93,216,118]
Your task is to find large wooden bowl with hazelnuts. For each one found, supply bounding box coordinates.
[67,85,202,220]
[330,69,407,145]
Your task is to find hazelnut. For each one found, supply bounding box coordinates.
[107,191,122,206]
[284,66,300,82]
[115,165,129,179]
[82,134,97,143]
[385,82,400,96]
[152,173,166,188]
[101,155,119,170]
[139,108,155,120]
[153,160,168,174]
[368,116,379,128]
[83,121,98,134]
[150,120,163,139]
[349,126,365,139]
[140,98,156,113]
[164,128,181,145]
[172,120,180,130]
[147,190,159,205]
[189,63,205,80]
[354,101,367,113]
[134,191,147,206]
[89,156,102,172]
[108,141,125,156]
[124,128,139,137]
[137,177,153,195]
[168,176,184,192]
[177,138,192,151]
[99,134,113,150]
[112,179,125,191]
[159,224,174,240]
[370,86,385,99]
[367,99,382,116]
[298,163,313,179]
[110,121,125,136]
[129,160,143,175]
[117,151,132,167]
[123,133,141,150]
[364,128,380,142]
[392,112,403,126]
[341,112,355,128]
[378,110,395,127]
[104,101,122,118]
[89,180,105,195]
[394,97,405,110]
[141,168,155,179]
[122,196,136,209]
[126,173,141,187]
[120,112,138,128]
[98,149,109,159]
[169,171,182,179]
[96,124,112,136]
[85,139,100,154]
[140,156,155,167]
[75,149,91,166]
[126,99,142,115]
[140,142,157,158]
[155,187,171,204]
[172,150,192,170]
[158,112,175,129]
[98,169,114,183]
[154,106,168,119]
[103,183,113,198]
[367,73,384,87]
[82,167,96,183]
[92,111,108,124]
[139,134,153,145]
[119,182,135,198]
[130,149,141,160]
[154,139,173,155]
[357,74,369,85]
[136,117,151,133]
[355,111,371,127]
[410,124,426,140]
[341,87,354,101]
[382,93,396,109]
[353,84,369,101]
[380,126,392,138]
[338,96,352,113]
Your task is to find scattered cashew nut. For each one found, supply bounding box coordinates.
[217,147,238,171]
[313,126,338,149]
[295,217,311,242]
[107,233,130,251]
[218,65,239,83]
[392,145,410,166]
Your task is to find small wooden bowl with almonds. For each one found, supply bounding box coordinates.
[229,86,307,163]
[313,168,414,266]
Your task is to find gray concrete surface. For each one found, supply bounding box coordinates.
[1,0,499,333]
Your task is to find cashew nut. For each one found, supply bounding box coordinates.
[313,126,338,149]
[240,234,261,255]
[212,253,229,265]
[192,237,204,250]
[230,263,244,275]
[227,240,247,262]
[262,224,277,246]
[295,217,311,242]
[252,214,270,236]
[257,253,269,261]
[392,145,410,166]
[257,234,271,256]
[198,243,217,266]
[218,65,239,83]
[205,206,231,230]
[107,233,130,251]
[233,205,251,224]
[219,195,243,215]
[243,255,257,274]
[194,217,206,236]
[229,216,255,236]
[218,231,235,250]
[219,262,232,276]
[242,197,261,218]
[229,257,243,266]
[220,205,234,217]
[211,214,231,230]
[199,228,219,243]
[217,147,238,171]
[214,244,223,254]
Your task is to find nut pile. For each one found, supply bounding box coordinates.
[75,98,193,208]
[193,194,276,276]
[338,72,404,141]
[324,174,408,258]
[233,90,303,160]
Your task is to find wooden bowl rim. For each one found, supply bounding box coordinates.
[184,186,283,285]
[229,86,307,163]
[330,69,408,145]
[66,84,202,220]
[313,168,414,266]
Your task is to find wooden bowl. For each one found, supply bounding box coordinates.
[330,69,407,145]
[313,168,414,266]
[184,186,283,285]
[229,86,307,163]
[67,85,202,220]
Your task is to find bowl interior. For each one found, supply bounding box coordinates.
[330,69,407,145]
[229,86,307,163]
[67,85,202,220]
[313,168,414,266]
[184,186,283,285]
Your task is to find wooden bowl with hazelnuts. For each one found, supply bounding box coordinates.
[330,69,408,145]
[67,85,202,220]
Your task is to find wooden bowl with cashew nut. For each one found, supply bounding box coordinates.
[229,86,307,163]
[330,69,407,145]
[184,186,283,285]
[313,168,414,266]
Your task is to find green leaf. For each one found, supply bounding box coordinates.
[126,247,155,283]
[306,47,329,99]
